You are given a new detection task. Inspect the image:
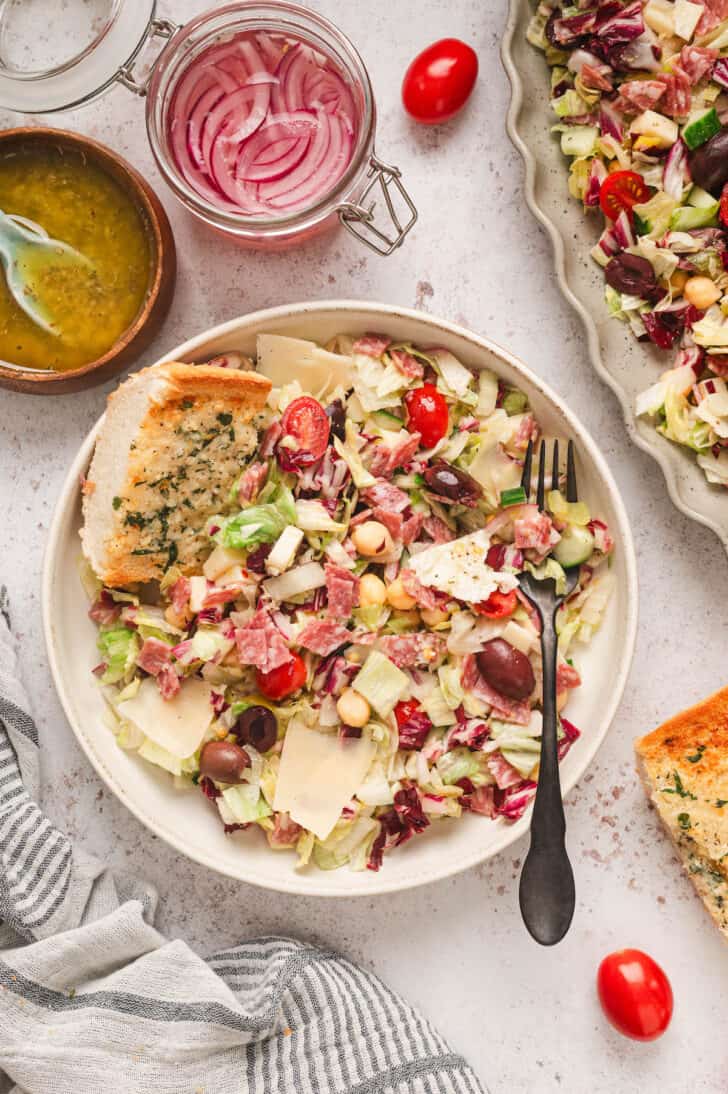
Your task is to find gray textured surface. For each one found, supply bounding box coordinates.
[0,1,727,1091]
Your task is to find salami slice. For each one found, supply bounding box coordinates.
[360,480,410,513]
[234,607,292,672]
[353,333,391,357]
[297,619,352,656]
[378,631,446,669]
[325,563,360,621]
[137,637,172,676]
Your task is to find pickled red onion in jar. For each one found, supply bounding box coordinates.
[168,30,359,216]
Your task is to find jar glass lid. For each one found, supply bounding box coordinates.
[0,0,156,112]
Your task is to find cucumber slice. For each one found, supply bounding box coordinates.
[371,409,404,431]
[553,525,595,568]
[669,203,719,231]
[688,184,718,209]
[683,108,721,151]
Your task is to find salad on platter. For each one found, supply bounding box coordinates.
[527,0,728,486]
[84,333,615,872]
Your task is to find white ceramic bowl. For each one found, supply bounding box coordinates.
[43,301,638,896]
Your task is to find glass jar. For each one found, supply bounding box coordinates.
[0,0,416,254]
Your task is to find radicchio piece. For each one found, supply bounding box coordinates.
[662,139,689,200]
[396,704,433,750]
[393,784,430,833]
[712,57,728,90]
[584,158,608,207]
[594,0,644,46]
[88,590,121,626]
[605,26,661,72]
[497,781,537,822]
[546,7,597,47]
[199,776,220,800]
[641,301,699,350]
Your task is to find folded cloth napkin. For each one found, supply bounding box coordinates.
[0,591,484,1094]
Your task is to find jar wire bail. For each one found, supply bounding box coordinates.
[338,155,417,256]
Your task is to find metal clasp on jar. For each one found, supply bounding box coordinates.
[338,155,417,256]
[116,18,180,97]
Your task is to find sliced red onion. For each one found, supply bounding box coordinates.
[169,28,359,216]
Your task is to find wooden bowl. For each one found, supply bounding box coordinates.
[0,127,176,395]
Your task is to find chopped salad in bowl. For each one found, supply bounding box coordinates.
[86,333,615,873]
[528,0,728,486]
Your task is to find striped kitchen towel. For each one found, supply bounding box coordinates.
[0,591,484,1094]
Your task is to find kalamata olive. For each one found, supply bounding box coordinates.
[235,704,278,753]
[423,459,482,505]
[604,253,659,300]
[325,399,346,441]
[199,740,250,784]
[476,638,535,701]
[689,128,728,196]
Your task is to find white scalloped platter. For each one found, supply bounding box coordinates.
[502,0,728,554]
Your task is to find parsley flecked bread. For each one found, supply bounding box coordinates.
[635,687,728,939]
[81,362,271,587]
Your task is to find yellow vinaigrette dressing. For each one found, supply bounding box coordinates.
[0,143,152,372]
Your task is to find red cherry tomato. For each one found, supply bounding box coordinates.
[256,653,307,701]
[599,170,651,221]
[597,949,673,1041]
[405,383,449,448]
[402,38,478,124]
[394,698,422,728]
[279,396,329,467]
[473,589,518,618]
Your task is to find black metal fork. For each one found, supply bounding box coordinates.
[517,438,581,946]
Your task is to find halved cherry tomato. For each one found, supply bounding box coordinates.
[597,949,673,1041]
[279,396,329,468]
[599,170,651,221]
[394,698,422,728]
[402,38,478,124]
[473,589,518,618]
[256,652,307,701]
[405,383,449,448]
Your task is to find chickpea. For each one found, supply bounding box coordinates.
[351,520,393,558]
[359,572,387,608]
[684,276,721,310]
[420,606,450,627]
[336,688,371,728]
[667,269,689,296]
[165,603,192,630]
[557,689,569,713]
[386,577,417,610]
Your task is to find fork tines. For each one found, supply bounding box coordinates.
[521,438,577,508]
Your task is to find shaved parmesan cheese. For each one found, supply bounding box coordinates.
[273,718,376,839]
[117,677,213,759]
[408,529,518,605]
[257,334,353,399]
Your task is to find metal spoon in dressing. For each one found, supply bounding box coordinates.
[0,210,96,339]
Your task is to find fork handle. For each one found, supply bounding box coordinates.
[518,605,575,945]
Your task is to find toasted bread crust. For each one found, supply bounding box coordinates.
[635,686,728,939]
[84,361,271,586]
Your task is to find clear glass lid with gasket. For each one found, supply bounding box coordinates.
[0,0,417,253]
